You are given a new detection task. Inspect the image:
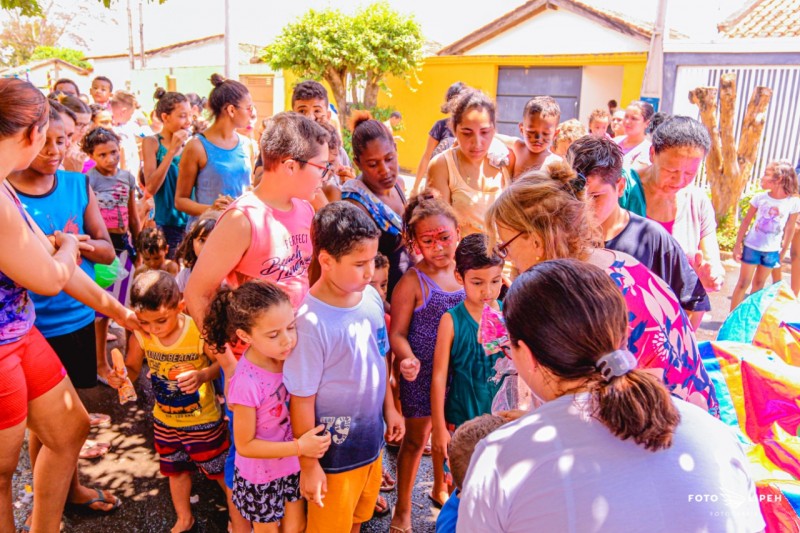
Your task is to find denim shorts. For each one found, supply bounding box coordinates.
[741,245,780,268]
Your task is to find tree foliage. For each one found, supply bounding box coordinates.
[31,46,91,69]
[1,0,166,16]
[261,2,424,125]
[0,1,83,67]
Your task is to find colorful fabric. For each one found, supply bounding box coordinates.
[232,468,300,523]
[702,281,800,531]
[133,315,221,427]
[603,250,719,416]
[227,356,299,484]
[0,185,36,345]
[342,179,403,236]
[87,167,135,232]
[152,418,229,478]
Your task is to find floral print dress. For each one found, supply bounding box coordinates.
[601,249,719,417]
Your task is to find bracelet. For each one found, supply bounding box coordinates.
[294,438,301,457]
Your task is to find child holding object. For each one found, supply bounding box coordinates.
[108,271,228,533]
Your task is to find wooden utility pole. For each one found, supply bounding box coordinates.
[689,73,772,227]
[139,0,146,67]
[127,0,134,69]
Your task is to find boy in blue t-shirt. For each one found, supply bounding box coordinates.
[283,202,404,533]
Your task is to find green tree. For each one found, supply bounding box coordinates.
[262,2,424,124]
[31,46,91,69]
[1,0,165,16]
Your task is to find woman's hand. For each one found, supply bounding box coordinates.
[52,231,80,261]
[298,424,332,458]
[212,195,233,211]
[169,129,190,154]
[693,251,724,292]
[115,308,143,334]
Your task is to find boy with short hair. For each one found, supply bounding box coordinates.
[436,414,506,533]
[109,270,228,533]
[510,96,563,176]
[588,108,611,138]
[90,76,113,108]
[284,202,404,533]
[134,226,180,278]
[566,135,710,328]
[291,80,350,167]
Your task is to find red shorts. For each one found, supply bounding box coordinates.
[0,327,67,429]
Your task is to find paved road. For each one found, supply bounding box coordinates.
[13,258,783,532]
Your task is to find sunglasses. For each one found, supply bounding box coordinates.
[493,231,525,259]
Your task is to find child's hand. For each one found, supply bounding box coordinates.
[336,166,356,183]
[176,369,203,394]
[384,407,405,443]
[52,231,80,261]
[733,243,743,262]
[298,424,331,458]
[398,357,421,382]
[300,462,327,508]
[106,371,125,389]
[212,195,233,210]
[432,426,450,459]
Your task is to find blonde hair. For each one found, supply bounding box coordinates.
[485,161,599,259]
[554,119,587,148]
[768,159,799,196]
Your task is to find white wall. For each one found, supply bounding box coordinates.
[143,40,226,69]
[578,65,624,123]
[466,8,649,56]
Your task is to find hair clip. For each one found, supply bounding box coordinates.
[595,349,637,381]
[570,172,587,194]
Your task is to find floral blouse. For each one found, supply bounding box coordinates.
[602,249,719,417]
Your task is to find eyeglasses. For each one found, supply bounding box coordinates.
[493,231,525,259]
[294,159,333,180]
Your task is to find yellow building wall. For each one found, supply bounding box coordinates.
[379,53,647,171]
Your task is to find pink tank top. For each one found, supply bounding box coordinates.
[224,192,314,310]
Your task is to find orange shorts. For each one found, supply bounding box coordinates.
[0,327,67,429]
[306,455,383,533]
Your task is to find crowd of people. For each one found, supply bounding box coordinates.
[1,70,798,533]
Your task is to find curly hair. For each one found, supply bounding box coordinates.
[402,189,459,246]
[81,126,120,155]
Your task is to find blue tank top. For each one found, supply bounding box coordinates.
[14,171,96,337]
[153,135,189,228]
[194,133,250,207]
[0,184,36,345]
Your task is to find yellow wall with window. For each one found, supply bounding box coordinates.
[378,53,647,172]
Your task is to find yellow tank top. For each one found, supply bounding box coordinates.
[134,315,221,427]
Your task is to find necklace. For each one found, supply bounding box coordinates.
[454,150,482,188]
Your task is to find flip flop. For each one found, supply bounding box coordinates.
[96,374,110,387]
[427,492,446,509]
[373,495,391,517]
[79,440,110,460]
[88,413,111,428]
[65,487,122,515]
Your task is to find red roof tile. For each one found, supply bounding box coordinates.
[718,0,800,38]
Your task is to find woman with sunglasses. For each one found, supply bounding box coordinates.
[342,111,413,298]
[486,161,718,416]
[175,73,254,222]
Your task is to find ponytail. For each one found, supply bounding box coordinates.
[590,370,680,451]
[202,280,292,352]
[203,286,236,353]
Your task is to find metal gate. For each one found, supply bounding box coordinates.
[496,67,582,137]
[672,65,800,191]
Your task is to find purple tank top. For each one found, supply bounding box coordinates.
[408,268,464,366]
[0,184,36,345]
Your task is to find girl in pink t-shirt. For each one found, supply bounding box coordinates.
[205,279,331,528]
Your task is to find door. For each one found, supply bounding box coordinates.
[239,74,274,125]
[496,67,582,136]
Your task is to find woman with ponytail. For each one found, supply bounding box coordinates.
[486,161,719,416]
[458,259,764,532]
